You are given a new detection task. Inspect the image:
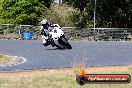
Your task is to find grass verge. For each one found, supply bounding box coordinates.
[0,65,132,88]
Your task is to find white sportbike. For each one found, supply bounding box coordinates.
[47,24,72,49]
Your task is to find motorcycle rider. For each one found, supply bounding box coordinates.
[40,19,52,47]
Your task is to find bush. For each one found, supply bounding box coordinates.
[43,4,74,27]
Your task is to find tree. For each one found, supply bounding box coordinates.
[65,0,132,28]
[0,0,52,25]
[64,0,94,28]
[96,0,132,28]
[38,0,53,8]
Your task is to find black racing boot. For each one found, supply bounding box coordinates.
[43,41,50,47]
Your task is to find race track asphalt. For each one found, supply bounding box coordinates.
[0,40,132,71]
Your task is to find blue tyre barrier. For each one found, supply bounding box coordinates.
[23,32,33,39]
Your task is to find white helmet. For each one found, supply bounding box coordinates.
[41,19,48,24]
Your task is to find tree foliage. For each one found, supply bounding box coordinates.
[38,0,53,8]
[65,0,132,28]
[0,0,52,25]
[96,0,132,28]
[64,0,94,28]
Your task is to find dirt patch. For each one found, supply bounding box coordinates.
[0,54,12,64]
[0,54,27,67]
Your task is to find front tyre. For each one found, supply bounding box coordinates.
[59,37,72,49]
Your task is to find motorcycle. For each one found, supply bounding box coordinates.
[47,24,72,49]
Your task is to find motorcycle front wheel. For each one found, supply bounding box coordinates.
[59,37,72,49]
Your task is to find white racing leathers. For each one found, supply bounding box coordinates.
[42,35,48,44]
[40,26,50,44]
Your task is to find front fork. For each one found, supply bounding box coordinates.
[61,34,68,40]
